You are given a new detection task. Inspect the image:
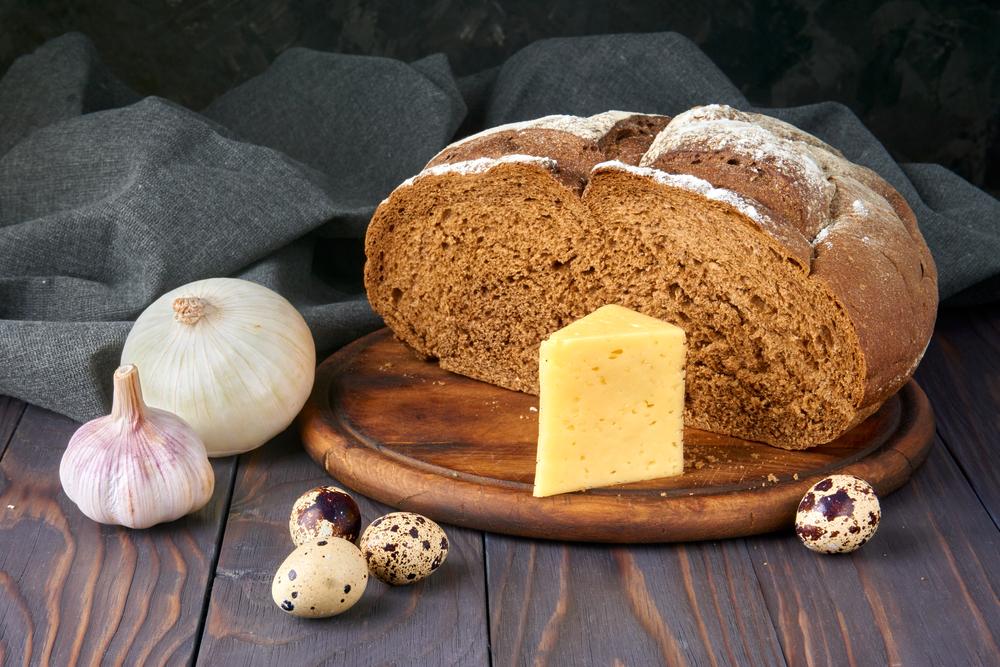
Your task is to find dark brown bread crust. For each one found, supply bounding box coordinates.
[364,106,938,449]
[425,112,671,194]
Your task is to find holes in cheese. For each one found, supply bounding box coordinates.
[533,304,686,498]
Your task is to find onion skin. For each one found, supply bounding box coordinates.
[120,278,316,456]
[59,365,215,529]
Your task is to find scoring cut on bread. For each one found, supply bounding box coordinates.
[364,105,938,450]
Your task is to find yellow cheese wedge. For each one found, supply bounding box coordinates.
[533,304,686,497]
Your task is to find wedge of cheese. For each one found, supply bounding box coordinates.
[533,304,686,497]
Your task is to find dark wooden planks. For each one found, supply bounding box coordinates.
[0,404,236,666]
[747,438,1000,667]
[0,395,26,456]
[914,303,1000,528]
[196,425,491,666]
[486,534,787,666]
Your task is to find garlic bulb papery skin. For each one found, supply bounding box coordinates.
[120,277,316,457]
[59,365,215,529]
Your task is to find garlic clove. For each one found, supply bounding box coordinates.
[60,364,215,529]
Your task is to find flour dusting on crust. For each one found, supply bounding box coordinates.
[447,110,641,152]
[595,160,765,222]
[641,105,835,233]
[644,108,827,189]
[400,154,558,189]
[595,160,812,266]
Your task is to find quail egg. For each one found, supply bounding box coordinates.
[272,536,368,618]
[289,486,362,546]
[795,474,881,554]
[359,512,449,585]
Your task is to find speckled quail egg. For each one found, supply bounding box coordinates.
[272,536,368,618]
[289,486,362,546]
[359,512,449,585]
[795,475,881,554]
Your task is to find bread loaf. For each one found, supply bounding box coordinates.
[364,105,938,449]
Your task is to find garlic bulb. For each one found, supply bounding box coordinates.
[60,365,215,529]
[120,278,316,456]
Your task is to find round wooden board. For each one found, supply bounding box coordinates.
[298,328,935,543]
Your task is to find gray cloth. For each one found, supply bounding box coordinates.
[2,31,998,424]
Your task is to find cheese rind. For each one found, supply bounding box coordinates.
[533,304,686,497]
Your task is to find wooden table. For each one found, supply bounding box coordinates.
[2,303,999,667]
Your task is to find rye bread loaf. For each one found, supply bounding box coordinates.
[363,105,938,449]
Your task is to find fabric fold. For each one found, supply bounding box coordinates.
[0,32,142,158]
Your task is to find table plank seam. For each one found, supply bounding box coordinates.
[0,396,28,459]
[932,427,1000,536]
[481,530,496,666]
[739,538,793,667]
[192,453,241,666]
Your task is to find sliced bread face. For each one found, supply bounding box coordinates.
[364,105,938,450]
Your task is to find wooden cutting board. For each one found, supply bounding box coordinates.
[297,328,935,543]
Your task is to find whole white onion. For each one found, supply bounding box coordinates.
[121,278,316,456]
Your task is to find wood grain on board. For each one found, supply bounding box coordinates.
[0,405,235,667]
[299,329,935,543]
[196,425,491,667]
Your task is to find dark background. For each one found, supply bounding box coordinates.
[2,0,998,199]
